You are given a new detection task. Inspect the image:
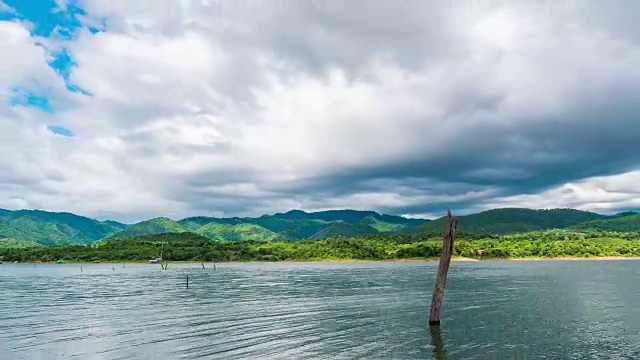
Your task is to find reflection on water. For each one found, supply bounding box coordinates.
[0,261,639,359]
[429,325,447,360]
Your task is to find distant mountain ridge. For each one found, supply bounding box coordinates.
[0,209,127,245]
[107,209,425,243]
[403,208,607,235]
[2,207,639,246]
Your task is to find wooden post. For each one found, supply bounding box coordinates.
[186,275,189,288]
[429,209,458,326]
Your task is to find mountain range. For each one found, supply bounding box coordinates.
[0,207,638,247]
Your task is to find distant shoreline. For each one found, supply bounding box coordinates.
[496,256,640,261]
[5,256,640,265]
[284,256,640,262]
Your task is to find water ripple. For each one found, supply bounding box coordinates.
[1,261,639,359]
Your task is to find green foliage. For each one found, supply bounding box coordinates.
[2,230,639,263]
[107,217,186,238]
[246,217,329,239]
[571,213,640,232]
[197,223,281,241]
[0,209,128,245]
[406,208,605,235]
[360,215,411,232]
[308,222,379,239]
[0,236,40,249]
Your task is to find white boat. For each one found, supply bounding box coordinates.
[148,257,163,264]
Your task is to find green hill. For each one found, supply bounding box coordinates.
[103,232,211,244]
[196,222,280,241]
[9,206,640,247]
[265,210,425,237]
[247,217,330,239]
[111,217,284,242]
[0,208,427,245]
[177,216,244,231]
[107,217,185,238]
[0,236,40,249]
[0,209,128,245]
[107,210,427,241]
[360,215,414,232]
[406,208,606,235]
[309,222,379,239]
[571,213,640,232]
[273,209,424,226]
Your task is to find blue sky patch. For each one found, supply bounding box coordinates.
[47,125,74,137]
[3,0,84,38]
[49,47,75,79]
[9,88,54,113]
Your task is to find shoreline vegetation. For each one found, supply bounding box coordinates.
[2,229,640,264]
[3,256,640,265]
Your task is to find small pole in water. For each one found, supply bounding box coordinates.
[186,274,189,288]
[201,262,205,269]
[81,266,83,272]
[213,262,216,270]
[112,267,115,271]
[429,209,458,326]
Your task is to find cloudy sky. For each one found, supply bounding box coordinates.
[1,0,640,222]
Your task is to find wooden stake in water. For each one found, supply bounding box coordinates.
[186,275,189,288]
[429,210,458,326]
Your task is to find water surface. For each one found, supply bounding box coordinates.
[1,261,639,359]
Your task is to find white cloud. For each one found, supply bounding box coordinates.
[485,171,640,213]
[1,1,640,221]
[0,22,63,91]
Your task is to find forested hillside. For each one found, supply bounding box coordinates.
[571,212,640,232]
[0,209,128,245]
[3,207,640,246]
[2,230,639,262]
[405,208,606,235]
[105,209,426,242]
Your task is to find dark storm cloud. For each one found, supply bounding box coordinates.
[256,81,640,217]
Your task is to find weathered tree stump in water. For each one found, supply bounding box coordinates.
[429,210,458,326]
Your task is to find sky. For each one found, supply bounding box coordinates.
[1,0,640,223]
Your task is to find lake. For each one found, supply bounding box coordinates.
[1,260,639,359]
